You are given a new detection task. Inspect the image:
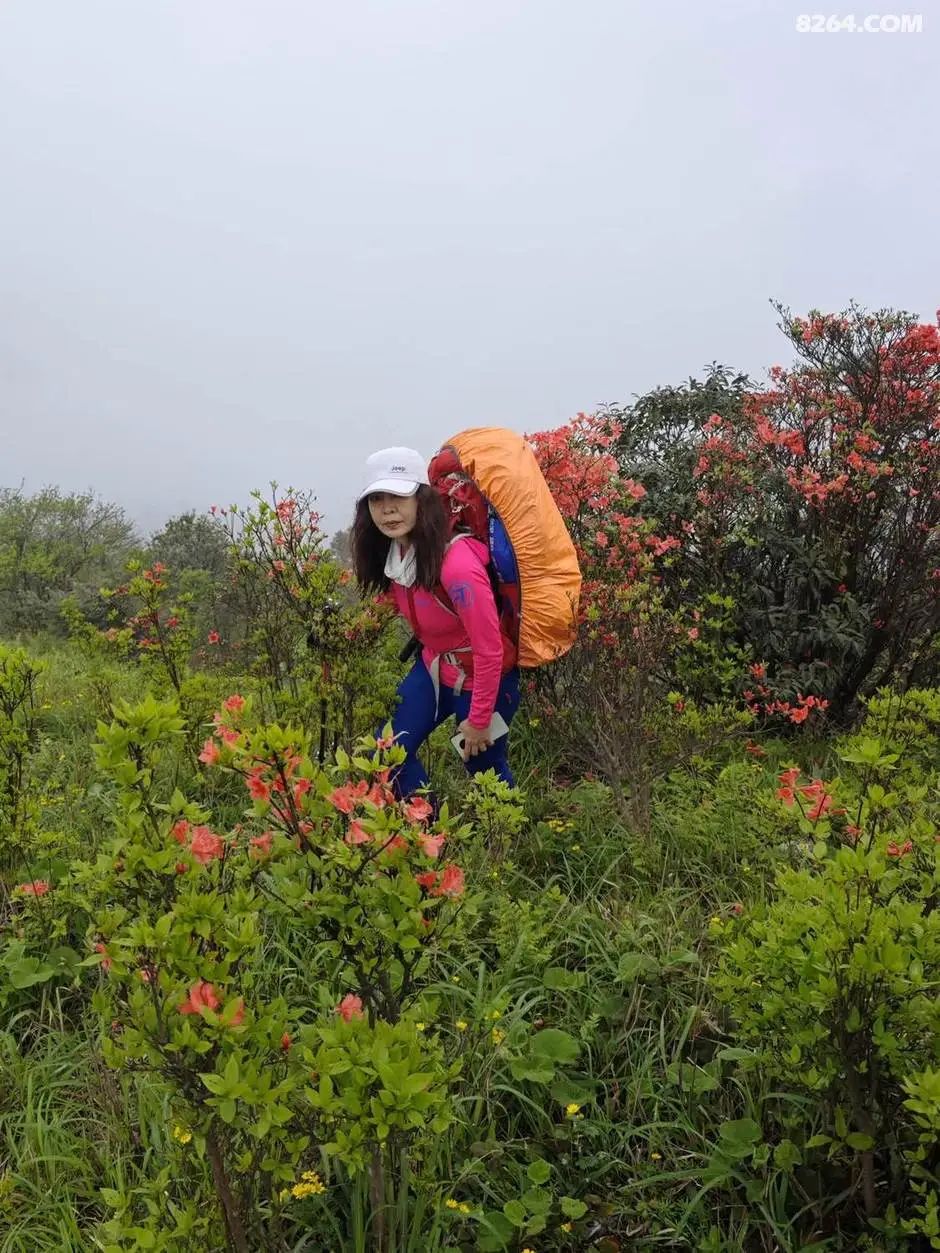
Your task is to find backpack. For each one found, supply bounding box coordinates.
[428,426,581,668]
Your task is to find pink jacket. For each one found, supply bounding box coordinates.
[390,538,509,729]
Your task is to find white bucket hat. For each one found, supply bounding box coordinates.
[358,447,430,501]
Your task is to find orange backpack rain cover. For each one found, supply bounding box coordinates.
[442,427,581,667]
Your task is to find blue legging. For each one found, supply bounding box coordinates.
[383,660,520,798]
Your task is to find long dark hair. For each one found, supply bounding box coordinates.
[352,485,451,593]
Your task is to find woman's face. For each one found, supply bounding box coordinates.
[368,491,419,542]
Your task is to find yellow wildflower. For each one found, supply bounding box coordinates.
[445,1198,460,1210]
[456,1019,468,1031]
[491,1027,506,1045]
[651,1151,662,1160]
[458,1202,471,1214]
[291,1169,326,1198]
[561,1221,573,1232]
[488,1009,502,1020]
[172,1125,192,1144]
[570,843,581,852]
[565,1102,581,1116]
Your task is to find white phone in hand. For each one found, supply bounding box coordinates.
[451,711,510,757]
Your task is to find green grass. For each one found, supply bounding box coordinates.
[2,646,935,1251]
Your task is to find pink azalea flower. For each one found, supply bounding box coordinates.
[336,993,364,1022]
[171,819,191,844]
[403,796,434,824]
[344,820,371,846]
[247,773,270,801]
[189,826,225,864]
[329,780,369,814]
[198,739,221,766]
[419,834,445,858]
[179,980,221,1015]
[434,864,465,898]
[15,879,50,897]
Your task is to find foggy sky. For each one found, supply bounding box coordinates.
[1,0,936,538]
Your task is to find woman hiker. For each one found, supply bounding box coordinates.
[351,446,519,799]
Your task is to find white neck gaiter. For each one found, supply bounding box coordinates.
[384,541,417,588]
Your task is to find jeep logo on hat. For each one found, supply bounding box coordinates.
[390,464,406,472]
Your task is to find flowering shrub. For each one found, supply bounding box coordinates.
[79,694,475,1249]
[100,560,195,695]
[618,304,940,720]
[711,692,940,1236]
[211,486,399,749]
[527,413,752,827]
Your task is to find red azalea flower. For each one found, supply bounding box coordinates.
[190,826,225,864]
[806,794,834,822]
[336,993,364,1022]
[887,840,913,858]
[247,773,270,801]
[249,832,273,858]
[419,833,445,858]
[198,739,221,766]
[15,879,50,897]
[344,820,371,846]
[366,782,392,809]
[179,980,222,1016]
[171,819,191,844]
[329,780,369,814]
[433,864,465,898]
[403,796,434,824]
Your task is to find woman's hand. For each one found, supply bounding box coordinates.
[456,719,493,760]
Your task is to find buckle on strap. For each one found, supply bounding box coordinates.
[428,649,471,711]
